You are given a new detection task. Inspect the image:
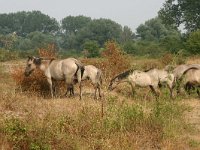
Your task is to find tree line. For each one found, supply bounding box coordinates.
[0,0,200,59]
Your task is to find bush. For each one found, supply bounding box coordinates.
[186,30,200,54]
[0,49,19,62]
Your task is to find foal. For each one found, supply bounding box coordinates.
[66,65,102,99]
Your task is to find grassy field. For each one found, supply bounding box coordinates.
[0,57,200,150]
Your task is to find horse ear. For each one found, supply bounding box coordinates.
[33,57,42,65]
[27,56,31,60]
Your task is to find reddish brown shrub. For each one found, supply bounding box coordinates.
[38,43,57,58]
[12,41,131,97]
[11,44,65,98]
[101,41,131,80]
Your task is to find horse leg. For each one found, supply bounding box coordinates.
[98,85,102,99]
[71,85,74,96]
[52,80,57,97]
[149,86,159,97]
[196,86,200,98]
[64,86,70,97]
[184,82,192,95]
[47,78,54,98]
[128,82,135,96]
[64,84,74,97]
[94,86,97,100]
[167,84,174,99]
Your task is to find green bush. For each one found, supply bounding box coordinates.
[186,30,200,54]
[0,49,19,62]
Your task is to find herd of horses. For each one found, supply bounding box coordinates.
[24,56,200,100]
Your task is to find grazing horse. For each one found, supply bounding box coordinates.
[182,68,200,97]
[165,64,200,94]
[108,69,159,96]
[24,56,84,99]
[172,64,200,80]
[66,65,103,100]
[108,68,175,98]
[145,68,175,98]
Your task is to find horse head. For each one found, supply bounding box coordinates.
[24,56,42,76]
[108,77,120,91]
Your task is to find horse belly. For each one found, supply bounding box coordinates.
[132,75,152,87]
[49,64,64,80]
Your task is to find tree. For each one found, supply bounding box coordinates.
[159,0,200,32]
[27,31,56,49]
[0,11,59,36]
[120,26,135,43]
[82,40,100,58]
[76,18,122,47]
[136,17,181,42]
[61,15,91,34]
[186,30,200,54]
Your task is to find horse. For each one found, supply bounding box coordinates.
[65,65,103,100]
[108,69,159,97]
[145,68,175,98]
[108,68,175,98]
[171,64,200,80]
[24,56,84,99]
[182,68,200,97]
[165,64,200,94]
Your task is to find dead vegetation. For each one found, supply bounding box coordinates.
[1,42,200,149]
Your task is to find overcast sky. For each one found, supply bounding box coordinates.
[0,0,166,32]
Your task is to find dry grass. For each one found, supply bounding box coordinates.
[1,47,200,149]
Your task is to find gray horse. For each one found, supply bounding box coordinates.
[145,68,175,98]
[182,68,200,97]
[66,65,102,100]
[108,68,175,98]
[24,56,84,99]
[165,64,200,94]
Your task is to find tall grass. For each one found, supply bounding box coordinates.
[0,41,195,149]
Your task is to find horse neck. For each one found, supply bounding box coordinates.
[38,60,51,72]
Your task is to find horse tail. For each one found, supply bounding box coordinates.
[75,61,85,80]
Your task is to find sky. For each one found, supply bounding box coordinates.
[0,0,166,32]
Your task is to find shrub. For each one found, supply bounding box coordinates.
[0,49,19,62]
[11,44,65,98]
[186,30,200,54]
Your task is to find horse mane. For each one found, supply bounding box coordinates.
[49,58,56,64]
[144,68,154,72]
[113,69,135,81]
[182,67,200,76]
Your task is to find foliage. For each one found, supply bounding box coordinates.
[159,0,200,32]
[186,30,200,54]
[0,11,59,36]
[82,40,100,58]
[76,18,123,48]
[0,48,19,62]
[101,41,131,80]
[136,17,181,42]
[61,15,91,34]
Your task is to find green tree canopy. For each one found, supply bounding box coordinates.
[159,0,200,32]
[61,15,91,34]
[186,30,200,54]
[136,17,181,42]
[76,18,122,47]
[0,11,59,36]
